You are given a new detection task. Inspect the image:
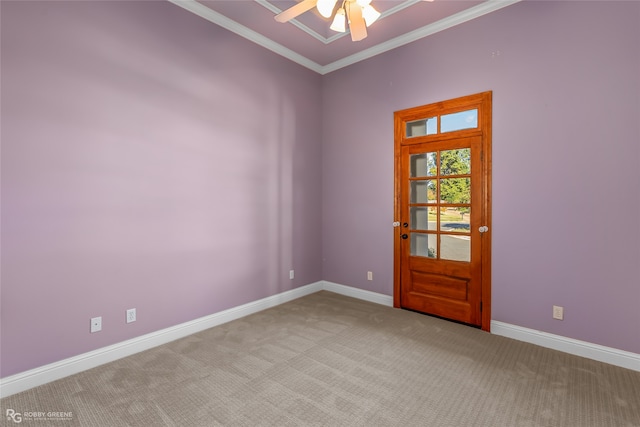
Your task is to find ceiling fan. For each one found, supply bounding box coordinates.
[274,0,381,42]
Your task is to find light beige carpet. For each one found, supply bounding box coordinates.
[2,291,639,426]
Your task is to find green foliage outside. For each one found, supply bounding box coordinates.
[427,149,471,204]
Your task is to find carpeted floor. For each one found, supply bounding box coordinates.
[2,291,639,426]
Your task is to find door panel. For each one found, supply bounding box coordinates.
[410,271,468,301]
[394,92,491,330]
[400,137,481,325]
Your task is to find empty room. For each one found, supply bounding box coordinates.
[1,0,639,425]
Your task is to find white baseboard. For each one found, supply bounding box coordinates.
[320,280,394,307]
[4,283,637,398]
[0,281,324,398]
[491,320,640,372]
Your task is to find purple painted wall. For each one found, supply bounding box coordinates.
[1,1,322,377]
[2,0,639,380]
[322,1,640,354]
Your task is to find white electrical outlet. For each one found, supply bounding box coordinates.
[367,271,373,281]
[289,270,294,280]
[126,308,136,323]
[90,316,102,333]
[552,305,564,320]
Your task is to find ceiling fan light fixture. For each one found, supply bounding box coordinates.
[276,0,378,40]
[330,7,346,32]
[362,4,380,27]
[317,0,338,18]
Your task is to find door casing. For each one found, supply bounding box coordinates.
[393,91,492,331]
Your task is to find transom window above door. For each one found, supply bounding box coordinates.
[406,109,479,137]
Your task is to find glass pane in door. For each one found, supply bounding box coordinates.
[407,144,474,264]
[441,109,478,133]
[406,117,437,137]
[440,149,470,175]
[411,233,437,258]
[410,152,437,177]
[441,234,470,262]
[410,207,436,230]
[439,178,471,204]
[410,180,437,204]
[439,208,470,232]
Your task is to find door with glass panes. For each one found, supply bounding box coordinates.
[394,92,491,330]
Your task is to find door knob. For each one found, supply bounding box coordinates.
[401,234,408,239]
[479,226,489,233]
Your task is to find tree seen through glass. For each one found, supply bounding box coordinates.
[426,149,471,205]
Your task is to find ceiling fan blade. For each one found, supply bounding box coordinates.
[348,1,367,41]
[274,0,318,23]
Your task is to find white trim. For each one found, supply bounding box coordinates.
[491,321,640,372]
[167,0,324,74]
[255,0,348,44]
[321,0,522,74]
[255,0,423,46]
[168,0,522,75]
[0,282,323,398]
[5,283,636,398]
[255,0,333,44]
[320,280,394,307]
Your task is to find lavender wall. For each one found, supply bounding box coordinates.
[2,0,638,381]
[322,1,640,354]
[1,1,322,377]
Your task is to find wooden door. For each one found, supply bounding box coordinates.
[394,92,492,331]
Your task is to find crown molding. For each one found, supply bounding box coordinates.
[168,0,324,73]
[168,0,522,75]
[256,0,423,45]
[321,0,522,74]
[255,0,333,44]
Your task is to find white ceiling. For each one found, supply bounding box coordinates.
[168,0,521,74]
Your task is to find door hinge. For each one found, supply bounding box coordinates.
[480,301,483,312]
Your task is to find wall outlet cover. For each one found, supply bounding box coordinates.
[90,316,102,333]
[552,305,564,320]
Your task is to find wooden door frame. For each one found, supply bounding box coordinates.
[393,91,492,332]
